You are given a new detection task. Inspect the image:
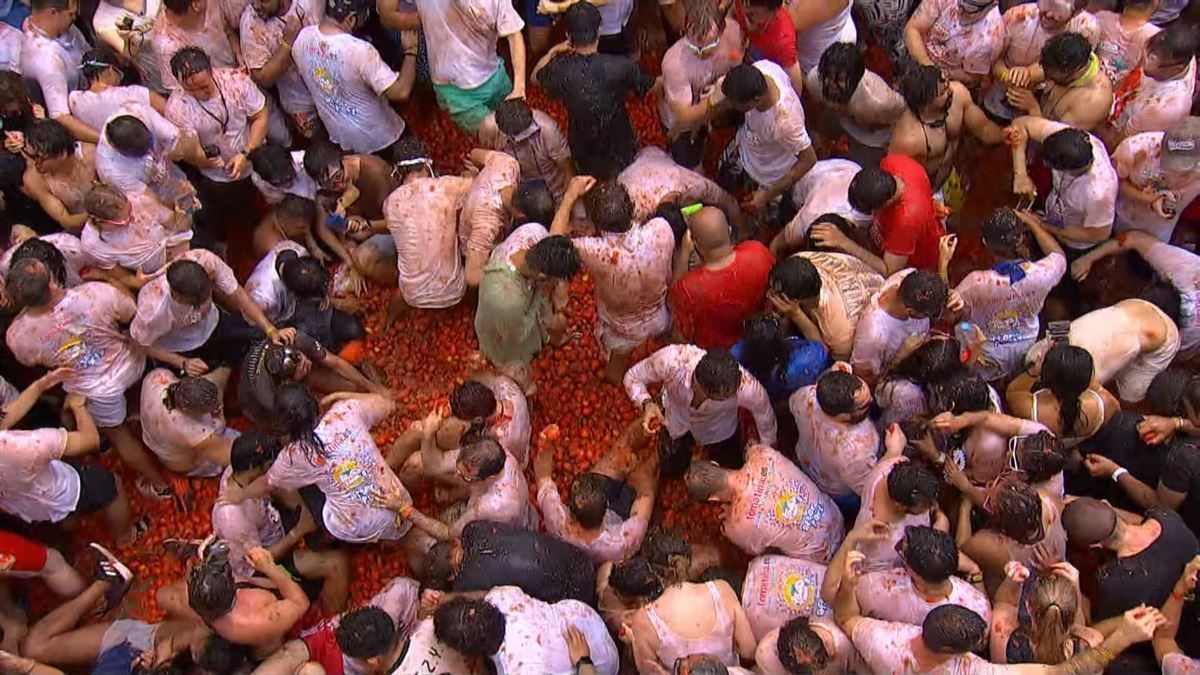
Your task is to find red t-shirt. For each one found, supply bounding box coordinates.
[874,154,945,271]
[671,241,775,350]
[301,621,345,675]
[733,0,798,68]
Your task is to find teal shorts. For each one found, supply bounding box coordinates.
[433,63,513,133]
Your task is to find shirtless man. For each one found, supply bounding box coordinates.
[617,146,740,224]
[552,177,678,384]
[1004,32,1113,131]
[890,64,1004,191]
[804,43,906,167]
[905,0,1006,86]
[767,252,885,361]
[770,159,873,257]
[789,366,880,504]
[850,269,949,388]
[684,443,845,561]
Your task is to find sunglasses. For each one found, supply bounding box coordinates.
[686,37,721,57]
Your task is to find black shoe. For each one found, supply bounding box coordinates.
[89,543,133,614]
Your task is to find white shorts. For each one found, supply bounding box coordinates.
[594,306,670,357]
[87,392,129,429]
[980,336,1037,382]
[1114,313,1180,403]
[100,620,158,655]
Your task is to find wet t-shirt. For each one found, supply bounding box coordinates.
[658,18,743,133]
[251,150,318,205]
[239,0,320,116]
[244,240,308,324]
[212,466,285,579]
[1000,3,1100,68]
[1113,132,1200,242]
[855,567,992,627]
[1095,11,1161,86]
[453,520,596,604]
[415,0,524,89]
[754,620,860,674]
[789,385,879,498]
[956,252,1065,349]
[736,60,811,187]
[724,444,845,560]
[485,586,618,675]
[913,0,1005,78]
[478,110,571,197]
[386,176,473,309]
[538,480,648,565]
[1161,441,1200,537]
[0,232,89,287]
[1138,241,1200,354]
[872,155,944,270]
[0,428,78,523]
[740,554,832,639]
[617,147,730,223]
[1164,653,1200,675]
[852,618,1003,674]
[266,397,412,543]
[463,451,534,529]
[781,159,871,249]
[805,67,906,147]
[388,618,474,674]
[1092,508,1199,620]
[794,252,884,360]
[850,269,930,376]
[1041,117,1122,250]
[671,241,774,350]
[20,21,88,118]
[459,153,521,257]
[1113,58,1195,135]
[139,368,226,470]
[854,457,931,572]
[487,375,531,465]
[164,68,267,183]
[81,190,191,274]
[68,85,158,135]
[151,3,238,92]
[131,249,239,352]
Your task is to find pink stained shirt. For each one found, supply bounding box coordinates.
[0,22,20,73]
[658,17,743,134]
[624,344,777,446]
[391,618,476,674]
[537,479,649,564]
[782,159,872,249]
[20,21,88,118]
[212,466,286,580]
[250,150,318,205]
[164,68,267,183]
[573,217,675,354]
[0,428,79,523]
[850,269,931,376]
[755,620,860,675]
[485,586,619,675]
[151,4,239,92]
[736,60,812,187]
[487,375,531,466]
[139,368,227,471]
[723,445,845,561]
[239,0,319,117]
[851,618,1004,675]
[6,282,145,402]
[265,397,412,543]
[479,110,572,199]
[81,191,192,274]
[854,567,992,628]
[853,457,933,572]
[130,249,240,353]
[1000,3,1100,68]
[459,152,521,256]
[617,147,732,223]
[913,0,1006,78]
[1165,653,1200,675]
[414,0,525,89]
[490,222,548,266]
[244,240,308,324]
[1095,11,1161,86]
[385,176,474,309]
[965,414,1049,486]
[740,554,832,639]
[792,252,884,361]
[95,106,194,211]
[1113,132,1200,242]
[1115,59,1197,135]
[789,384,879,498]
[462,451,535,530]
[68,85,158,135]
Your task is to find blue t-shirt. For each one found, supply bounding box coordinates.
[731,337,829,402]
[93,643,139,675]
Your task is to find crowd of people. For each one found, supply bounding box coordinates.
[0,0,1197,671]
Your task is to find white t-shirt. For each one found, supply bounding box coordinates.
[164,69,267,183]
[80,190,192,274]
[1113,132,1200,242]
[850,269,930,376]
[597,0,633,36]
[956,253,1066,346]
[484,586,619,675]
[1140,241,1200,354]
[244,240,307,323]
[139,368,227,470]
[69,85,160,135]
[388,618,474,674]
[212,466,286,580]
[414,0,525,89]
[1041,121,1118,249]
[386,175,473,309]
[782,158,870,248]
[95,105,192,209]
[0,428,80,523]
[291,26,404,154]
[0,22,22,73]
[740,554,832,640]
[240,0,320,116]
[855,567,992,628]
[736,60,812,188]
[20,22,88,118]
[130,249,240,353]
[250,150,319,205]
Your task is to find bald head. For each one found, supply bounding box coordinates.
[688,206,732,254]
[1061,497,1118,548]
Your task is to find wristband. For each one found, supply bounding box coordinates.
[1111,467,1128,483]
[1096,647,1116,662]
[1172,590,1187,601]
[400,504,414,519]
[1177,417,1184,430]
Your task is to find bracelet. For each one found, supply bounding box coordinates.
[405,49,418,56]
[1177,417,1185,430]
[266,326,278,337]
[400,504,414,519]
[1111,467,1128,483]
[1172,589,1187,601]
[1095,647,1116,662]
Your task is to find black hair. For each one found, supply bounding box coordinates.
[1148,25,1200,67]
[11,236,67,286]
[0,149,24,189]
[4,257,52,310]
[0,70,30,120]
[1039,32,1092,78]
[187,546,236,625]
[303,139,346,183]
[740,314,789,389]
[898,270,949,318]
[162,0,191,13]
[609,555,664,599]
[807,213,855,252]
[169,46,212,85]
[105,115,152,158]
[777,616,830,675]
[641,528,692,587]
[513,180,555,226]
[922,605,987,654]
[768,255,822,301]
[278,195,317,225]
[815,370,863,416]
[30,0,72,10]
[248,143,296,184]
[698,565,744,601]
[1146,368,1200,418]
[390,134,432,179]
[981,207,1025,258]
[653,201,688,248]
[526,235,581,278]
[81,46,121,82]
[694,350,742,399]
[564,0,601,46]
[433,599,506,657]
[1015,430,1067,484]
[281,255,330,300]
[985,478,1045,545]
[892,339,962,386]
[450,380,497,422]
[818,42,865,105]
[459,438,506,481]
[1036,344,1093,436]
[928,370,992,417]
[165,376,220,415]
[898,64,945,113]
[568,472,609,529]
[1042,128,1093,172]
[336,606,397,660]
[422,541,458,591]
[886,461,940,512]
[24,119,74,159]
[673,657,729,675]
[1139,282,1182,327]
[848,167,898,213]
[272,380,327,459]
[229,432,282,473]
[902,526,957,583]
[166,259,213,306]
[721,64,768,105]
[326,0,371,23]
[584,180,634,233]
[193,634,249,675]
[493,98,534,137]
[745,0,782,8]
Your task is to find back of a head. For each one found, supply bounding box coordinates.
[741,314,789,378]
[31,0,71,11]
[493,98,534,137]
[1149,26,1200,68]
[672,656,729,675]
[5,257,52,310]
[11,237,66,286]
[922,605,987,655]
[0,70,27,110]
[25,119,74,159]
[894,338,962,386]
[229,432,282,473]
[194,634,250,675]
[721,64,768,106]
[688,206,732,252]
[248,143,294,184]
[526,235,582,279]
[278,194,317,225]
[769,255,821,301]
[1040,344,1093,434]
[1061,496,1117,547]
[985,478,1045,544]
[1139,281,1182,328]
[1146,368,1200,418]
[899,270,948,319]
[167,375,220,416]
[1042,127,1093,172]
[1014,430,1067,484]
[684,0,722,44]
[1027,572,1079,664]
[684,460,728,501]
[336,606,397,660]
[187,547,236,625]
[459,437,506,480]
[817,42,865,104]
[106,115,152,158]
[81,46,121,82]
[166,260,213,304]
[980,207,1025,259]
[84,183,127,221]
[433,599,506,658]
[564,0,601,46]
[390,134,432,179]
[272,380,320,440]
[162,0,192,14]
[848,166,897,213]
[1039,32,1092,76]
[929,369,991,416]
[898,64,944,113]
[807,213,855,252]
[325,0,370,23]
[610,555,664,600]
[513,180,555,226]
[450,380,496,420]
[641,528,692,586]
[584,180,634,233]
[777,616,830,675]
[169,46,211,85]
[815,369,861,416]
[902,526,957,583]
[568,472,610,528]
[281,255,330,300]
[886,461,940,513]
[694,350,741,399]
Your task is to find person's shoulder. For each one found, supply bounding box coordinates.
[735,239,774,261]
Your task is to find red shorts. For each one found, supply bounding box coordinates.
[0,530,48,573]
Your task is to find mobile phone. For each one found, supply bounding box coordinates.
[1048,321,1071,345]
[202,144,220,159]
[325,213,349,233]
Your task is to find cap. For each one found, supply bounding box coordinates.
[1061,497,1117,547]
[1161,117,1200,173]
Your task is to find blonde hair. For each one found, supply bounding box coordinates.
[1027,573,1078,665]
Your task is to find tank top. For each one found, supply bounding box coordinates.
[1030,388,1106,445]
[646,582,738,669]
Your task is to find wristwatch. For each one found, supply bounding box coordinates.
[572,656,593,673]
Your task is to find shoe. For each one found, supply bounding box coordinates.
[135,476,172,501]
[163,538,203,562]
[89,543,133,614]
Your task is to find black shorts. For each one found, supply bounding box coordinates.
[71,463,118,515]
[657,425,743,480]
[278,552,325,603]
[599,475,635,520]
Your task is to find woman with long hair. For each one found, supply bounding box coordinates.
[875,336,964,430]
[731,314,829,405]
[1007,344,1119,444]
[990,561,1102,665]
[958,477,1068,595]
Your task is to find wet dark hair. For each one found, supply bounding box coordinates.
[777,616,830,674]
[229,432,282,473]
[981,207,1025,259]
[886,461,940,512]
[4,257,53,310]
[433,599,506,657]
[513,180,555,226]
[929,370,992,417]
[1014,430,1066,484]
[673,656,729,675]
[903,526,957,583]
[248,143,295,185]
[848,167,898,213]
[985,477,1045,545]
[193,634,249,675]
[1148,25,1200,68]
[1036,344,1094,436]
[162,0,193,13]
[187,546,236,625]
[685,460,729,501]
[450,380,497,423]
[584,180,635,233]
[169,46,212,84]
[303,139,346,184]
[494,98,534,137]
[769,255,821,300]
[1042,128,1093,172]
[694,351,742,399]
[423,541,458,591]
[272,381,327,459]
[106,115,152,158]
[721,64,768,105]
[81,46,121,83]
[642,528,692,587]
[1040,32,1092,79]
[25,119,74,159]
[564,0,601,46]
[807,213,856,253]
[278,195,317,225]
[458,437,506,481]
[526,235,581,278]
[816,370,863,416]
[898,270,949,318]
[1145,368,1200,418]
[337,606,397,659]
[325,0,371,24]
[898,64,946,113]
[31,0,73,11]
[610,555,664,599]
[568,472,609,529]
[166,260,213,306]
[922,605,987,654]
[740,314,790,389]
[893,339,962,386]
[281,255,330,300]
[165,376,220,415]
[818,42,865,105]
[745,0,782,8]
[1139,282,1182,328]
[390,134,432,179]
